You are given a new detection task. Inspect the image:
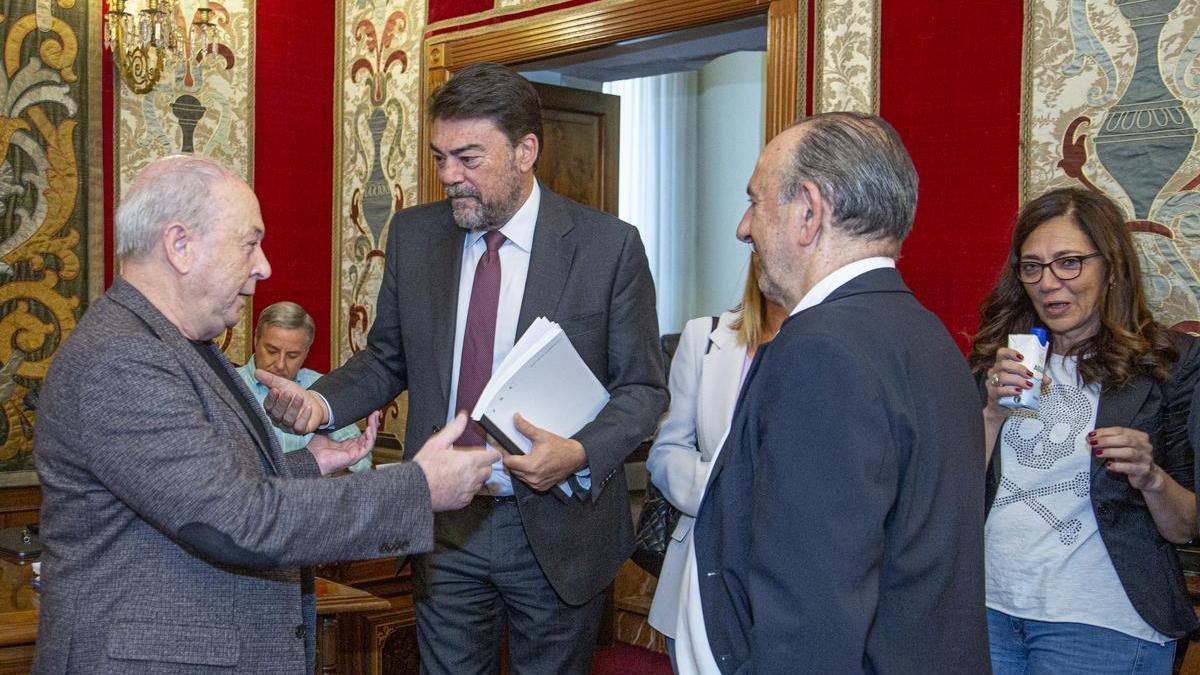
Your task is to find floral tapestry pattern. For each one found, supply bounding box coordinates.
[0,0,101,475]
[334,0,424,442]
[813,0,878,114]
[1024,0,1200,330]
[114,0,255,362]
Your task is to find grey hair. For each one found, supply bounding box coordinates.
[115,155,241,261]
[255,301,315,345]
[779,112,918,243]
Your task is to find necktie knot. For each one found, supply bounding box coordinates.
[484,230,506,254]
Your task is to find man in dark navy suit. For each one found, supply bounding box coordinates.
[690,112,989,674]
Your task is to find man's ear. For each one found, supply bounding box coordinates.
[793,180,825,246]
[515,133,539,173]
[162,222,194,274]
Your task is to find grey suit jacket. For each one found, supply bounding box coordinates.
[693,268,989,674]
[313,186,668,605]
[34,279,436,674]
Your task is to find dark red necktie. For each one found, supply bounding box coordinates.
[454,230,506,446]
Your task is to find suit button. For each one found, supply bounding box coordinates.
[294,624,306,639]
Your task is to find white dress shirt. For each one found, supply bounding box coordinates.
[446,182,540,496]
[791,256,896,315]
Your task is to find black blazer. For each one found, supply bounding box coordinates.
[693,268,990,674]
[983,331,1200,638]
[313,186,668,605]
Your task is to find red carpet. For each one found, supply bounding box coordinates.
[593,642,672,675]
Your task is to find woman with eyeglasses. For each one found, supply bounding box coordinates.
[968,187,1200,674]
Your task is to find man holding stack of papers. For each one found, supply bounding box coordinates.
[259,63,667,675]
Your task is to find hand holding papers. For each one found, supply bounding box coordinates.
[471,318,610,499]
[505,413,588,493]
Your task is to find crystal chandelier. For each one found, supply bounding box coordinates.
[103,0,222,95]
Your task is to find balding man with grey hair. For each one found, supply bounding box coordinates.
[237,301,371,471]
[688,113,988,674]
[33,155,497,673]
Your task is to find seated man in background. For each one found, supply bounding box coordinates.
[238,301,371,472]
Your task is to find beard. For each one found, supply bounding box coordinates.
[446,166,525,231]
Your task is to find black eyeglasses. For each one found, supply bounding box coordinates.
[1015,252,1103,284]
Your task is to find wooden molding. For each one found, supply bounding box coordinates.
[420,0,800,203]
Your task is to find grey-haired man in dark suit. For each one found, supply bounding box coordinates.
[33,155,497,673]
[690,113,989,674]
[261,63,668,674]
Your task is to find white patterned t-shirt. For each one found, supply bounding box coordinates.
[985,353,1169,644]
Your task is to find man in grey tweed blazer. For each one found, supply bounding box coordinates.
[33,156,497,673]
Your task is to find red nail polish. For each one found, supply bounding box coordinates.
[1093,448,1102,456]
[1025,380,1034,388]
[1089,439,1098,446]
[1016,353,1024,360]
[1087,431,1096,438]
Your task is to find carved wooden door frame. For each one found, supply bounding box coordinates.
[420,0,803,203]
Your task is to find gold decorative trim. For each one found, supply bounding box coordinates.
[246,0,256,188]
[87,0,104,301]
[422,0,799,202]
[424,0,626,36]
[1018,0,1034,207]
[796,0,808,117]
[870,0,879,114]
[429,0,643,42]
[330,0,346,368]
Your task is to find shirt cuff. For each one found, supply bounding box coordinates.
[312,391,336,430]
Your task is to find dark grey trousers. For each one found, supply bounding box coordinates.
[412,497,605,675]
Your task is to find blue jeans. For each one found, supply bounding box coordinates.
[987,609,1176,675]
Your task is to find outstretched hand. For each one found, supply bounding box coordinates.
[256,369,328,435]
[413,412,500,511]
[308,411,380,475]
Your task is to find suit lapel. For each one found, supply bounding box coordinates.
[1091,375,1153,476]
[517,188,576,337]
[201,343,287,476]
[107,279,282,476]
[427,213,466,405]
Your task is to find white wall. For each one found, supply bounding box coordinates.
[524,54,765,334]
[690,51,766,324]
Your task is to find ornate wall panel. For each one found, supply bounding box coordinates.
[812,0,878,113]
[1023,0,1200,330]
[333,0,425,443]
[0,0,102,481]
[113,0,256,362]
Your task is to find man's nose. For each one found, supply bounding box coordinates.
[253,246,271,280]
[439,161,464,187]
[736,209,753,244]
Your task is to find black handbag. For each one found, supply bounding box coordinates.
[631,316,718,577]
[631,481,681,576]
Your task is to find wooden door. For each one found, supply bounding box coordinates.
[532,82,619,216]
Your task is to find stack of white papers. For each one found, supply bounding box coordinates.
[471,317,610,475]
